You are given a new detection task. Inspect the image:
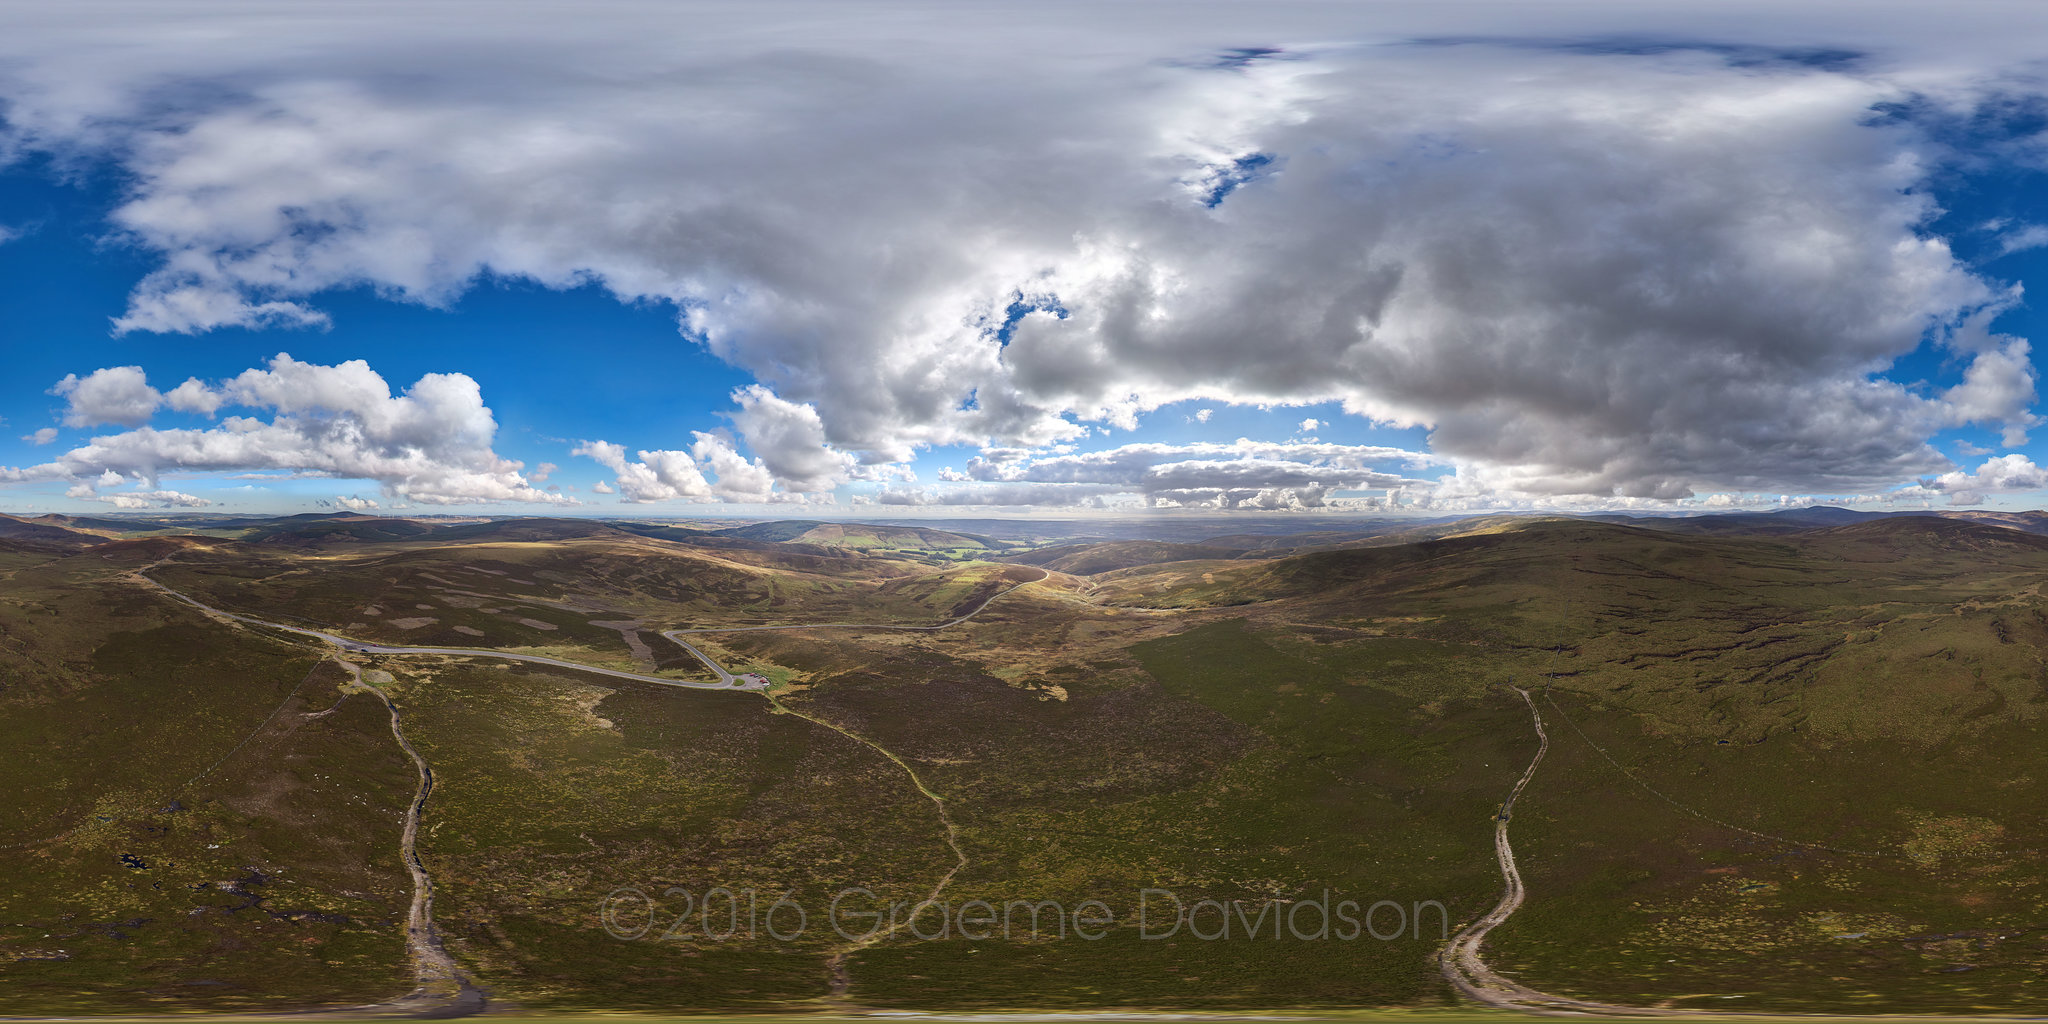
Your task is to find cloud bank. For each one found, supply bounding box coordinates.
[4,355,564,505]
[0,3,2045,508]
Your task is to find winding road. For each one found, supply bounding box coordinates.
[1438,684,1564,1008]
[133,570,764,691]
[117,562,1840,1018]
[128,562,1047,1017]
[333,658,485,1018]
[662,570,1046,999]
[1438,685,1689,1017]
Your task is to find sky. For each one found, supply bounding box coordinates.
[4,1,2048,517]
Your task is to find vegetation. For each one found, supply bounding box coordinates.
[0,550,415,1012]
[4,511,2048,1014]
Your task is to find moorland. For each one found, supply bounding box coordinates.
[1,506,2045,1017]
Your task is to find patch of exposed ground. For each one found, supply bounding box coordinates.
[562,684,619,732]
[588,619,654,667]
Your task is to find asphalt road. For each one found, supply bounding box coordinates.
[134,571,762,691]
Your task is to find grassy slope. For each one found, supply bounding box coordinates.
[142,535,992,676]
[1089,517,2048,1012]
[825,615,1525,1009]
[0,545,416,1013]
[7,517,2048,1013]
[1005,540,1249,575]
[386,661,957,1009]
[717,520,995,552]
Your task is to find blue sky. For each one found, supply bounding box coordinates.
[3,2,2047,516]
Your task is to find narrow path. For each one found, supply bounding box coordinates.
[663,569,1045,1002]
[1439,684,1582,1010]
[335,657,486,1018]
[1437,687,1755,1017]
[1539,691,1890,860]
[125,566,750,1018]
[765,694,970,1000]
[130,561,1046,1012]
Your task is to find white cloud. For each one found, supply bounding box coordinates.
[572,431,818,505]
[727,386,856,493]
[1192,408,1213,423]
[1298,418,1321,432]
[572,440,712,503]
[881,438,1432,508]
[95,489,212,509]
[1939,339,2039,446]
[164,377,224,416]
[21,427,58,445]
[6,354,563,506]
[0,6,2041,506]
[1996,224,2048,256]
[1896,454,2048,505]
[330,494,379,510]
[590,479,615,494]
[690,432,780,503]
[529,461,557,484]
[51,366,161,427]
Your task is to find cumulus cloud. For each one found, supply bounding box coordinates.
[1896,454,2048,505]
[21,427,58,445]
[573,440,711,504]
[573,431,816,504]
[5,355,563,505]
[328,494,379,511]
[727,386,856,493]
[92,489,212,509]
[164,378,225,416]
[52,366,161,427]
[1940,339,2039,446]
[880,438,1432,508]
[0,5,2042,506]
[49,365,240,427]
[691,432,780,503]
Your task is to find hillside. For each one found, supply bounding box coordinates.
[25,512,156,536]
[243,515,441,546]
[7,512,2048,1014]
[1004,540,1246,574]
[716,519,995,551]
[0,514,105,550]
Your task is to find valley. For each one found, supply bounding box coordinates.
[1,510,2045,1016]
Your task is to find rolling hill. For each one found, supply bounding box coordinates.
[1003,539,1247,574]
[7,511,2048,1014]
[715,519,996,551]
[0,514,106,550]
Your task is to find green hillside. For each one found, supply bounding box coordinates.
[5,515,2048,1013]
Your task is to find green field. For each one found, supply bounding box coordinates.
[3,514,2046,1015]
